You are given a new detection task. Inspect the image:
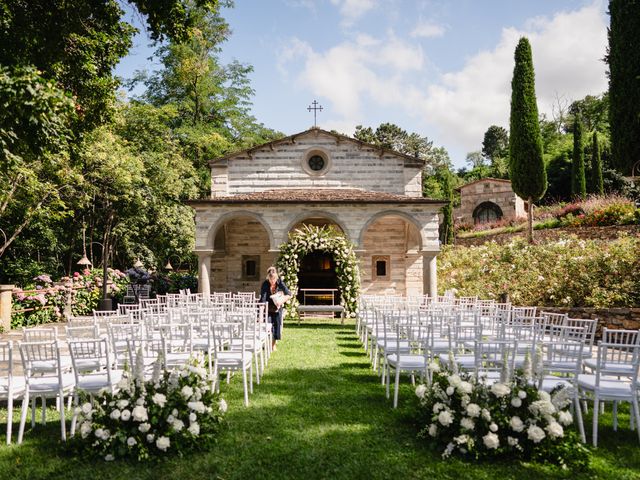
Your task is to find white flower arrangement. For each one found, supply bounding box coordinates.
[69,355,225,461]
[276,225,361,319]
[416,362,589,467]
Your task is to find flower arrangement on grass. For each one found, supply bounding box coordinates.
[415,360,590,469]
[70,354,226,461]
[276,224,361,319]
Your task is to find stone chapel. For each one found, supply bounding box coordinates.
[187,127,446,300]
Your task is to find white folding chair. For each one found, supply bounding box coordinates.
[385,322,432,408]
[577,341,640,446]
[212,321,253,406]
[18,341,75,443]
[0,341,25,444]
[68,338,123,435]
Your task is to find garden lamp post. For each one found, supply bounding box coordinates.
[98,237,111,311]
[164,254,181,272]
[77,221,92,269]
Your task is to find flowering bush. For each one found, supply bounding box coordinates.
[276,224,361,319]
[570,202,637,227]
[11,268,129,328]
[70,354,226,461]
[152,272,198,295]
[439,235,640,308]
[416,362,589,469]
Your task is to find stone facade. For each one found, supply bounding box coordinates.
[454,178,525,226]
[188,128,446,299]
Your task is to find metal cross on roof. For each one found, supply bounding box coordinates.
[307,100,323,127]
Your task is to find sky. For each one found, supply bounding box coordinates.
[115,0,610,168]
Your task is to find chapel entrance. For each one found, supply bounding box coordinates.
[296,251,340,314]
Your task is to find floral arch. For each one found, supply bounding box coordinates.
[276,224,361,319]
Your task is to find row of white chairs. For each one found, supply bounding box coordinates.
[0,294,273,444]
[356,295,640,447]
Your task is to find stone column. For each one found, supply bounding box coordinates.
[422,252,438,298]
[195,249,214,296]
[0,285,15,332]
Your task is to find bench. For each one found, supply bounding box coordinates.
[297,288,344,323]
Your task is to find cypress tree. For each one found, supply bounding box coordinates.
[608,0,640,174]
[571,113,586,198]
[590,131,604,195]
[441,169,454,245]
[509,37,546,243]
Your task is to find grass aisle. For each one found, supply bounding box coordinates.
[0,319,639,479]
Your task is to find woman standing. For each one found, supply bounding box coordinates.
[260,266,291,351]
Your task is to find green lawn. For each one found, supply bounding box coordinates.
[0,319,639,479]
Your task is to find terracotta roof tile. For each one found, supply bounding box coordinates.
[187,188,446,205]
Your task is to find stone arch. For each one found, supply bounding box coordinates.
[358,210,424,250]
[359,211,424,297]
[207,211,275,250]
[472,201,503,224]
[283,211,349,244]
[209,213,273,293]
[276,225,360,319]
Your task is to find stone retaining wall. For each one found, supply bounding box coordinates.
[537,306,640,338]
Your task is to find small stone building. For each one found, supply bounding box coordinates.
[187,127,446,299]
[454,178,526,225]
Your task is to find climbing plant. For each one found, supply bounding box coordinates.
[276,225,361,319]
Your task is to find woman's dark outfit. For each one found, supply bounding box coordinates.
[259,278,291,341]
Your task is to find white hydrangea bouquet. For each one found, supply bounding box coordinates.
[70,353,226,461]
[415,357,590,469]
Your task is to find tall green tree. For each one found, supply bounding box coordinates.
[353,123,435,167]
[508,37,546,243]
[571,113,587,198]
[0,67,77,258]
[440,169,455,245]
[607,0,640,174]
[133,7,281,194]
[482,125,509,161]
[0,0,224,132]
[590,131,605,195]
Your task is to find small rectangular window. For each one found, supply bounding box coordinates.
[372,255,390,280]
[246,260,256,277]
[242,255,260,280]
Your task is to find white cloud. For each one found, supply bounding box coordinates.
[423,4,608,161]
[330,0,377,26]
[279,32,425,119]
[279,3,608,166]
[411,20,446,38]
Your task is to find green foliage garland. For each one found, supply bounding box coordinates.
[276,225,360,319]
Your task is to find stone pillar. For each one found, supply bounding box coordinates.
[422,253,438,298]
[195,249,214,296]
[0,285,15,332]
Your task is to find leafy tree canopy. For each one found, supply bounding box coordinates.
[0,0,226,131]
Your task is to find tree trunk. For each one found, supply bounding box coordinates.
[527,197,534,244]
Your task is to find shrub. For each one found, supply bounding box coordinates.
[438,235,640,308]
[152,272,198,295]
[11,269,129,328]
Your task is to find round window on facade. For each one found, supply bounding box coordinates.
[302,149,331,176]
[308,155,325,171]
